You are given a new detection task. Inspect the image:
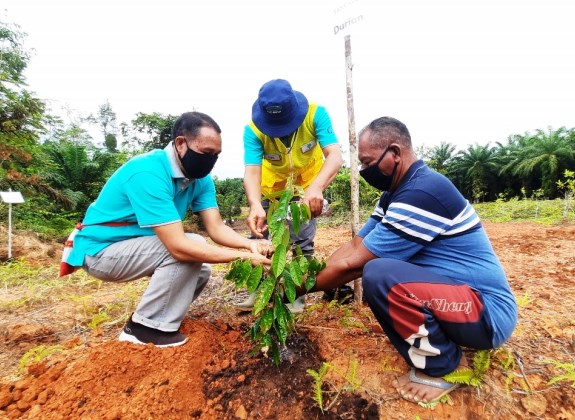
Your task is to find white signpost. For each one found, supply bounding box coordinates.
[330,0,365,303]
[0,189,25,259]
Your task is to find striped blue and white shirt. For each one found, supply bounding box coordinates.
[358,160,516,346]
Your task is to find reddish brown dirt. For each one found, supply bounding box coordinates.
[1,221,575,419]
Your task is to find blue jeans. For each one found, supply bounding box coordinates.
[83,233,210,332]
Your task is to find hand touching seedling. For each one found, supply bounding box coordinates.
[225,179,326,366]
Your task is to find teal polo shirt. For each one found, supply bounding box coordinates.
[66,143,218,266]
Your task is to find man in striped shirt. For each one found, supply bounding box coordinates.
[308,117,517,404]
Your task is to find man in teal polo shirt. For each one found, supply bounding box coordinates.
[61,111,271,347]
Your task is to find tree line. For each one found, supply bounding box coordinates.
[1,20,573,239]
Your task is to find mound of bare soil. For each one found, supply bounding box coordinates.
[0,226,59,263]
[1,222,575,419]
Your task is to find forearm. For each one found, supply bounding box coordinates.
[307,147,343,191]
[207,224,253,250]
[310,243,362,291]
[244,166,263,206]
[307,236,372,293]
[170,238,255,264]
[153,219,267,265]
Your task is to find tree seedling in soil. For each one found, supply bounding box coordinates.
[225,179,326,366]
[306,355,362,413]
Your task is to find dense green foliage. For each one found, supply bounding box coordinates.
[324,167,381,213]
[423,128,575,202]
[121,112,178,151]
[214,178,247,223]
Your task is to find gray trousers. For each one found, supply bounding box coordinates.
[83,233,210,332]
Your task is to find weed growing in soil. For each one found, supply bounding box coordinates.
[417,350,494,409]
[225,180,325,365]
[444,350,491,387]
[306,355,362,413]
[18,344,65,373]
[544,359,575,387]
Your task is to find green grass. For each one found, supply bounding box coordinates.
[474,198,574,224]
[0,259,146,331]
[320,198,574,227]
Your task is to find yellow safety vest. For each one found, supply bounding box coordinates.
[249,103,324,196]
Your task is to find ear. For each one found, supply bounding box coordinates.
[389,144,401,159]
[174,136,187,154]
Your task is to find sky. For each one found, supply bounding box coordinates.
[3,0,574,179]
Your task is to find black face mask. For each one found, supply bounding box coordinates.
[179,142,218,179]
[359,147,398,191]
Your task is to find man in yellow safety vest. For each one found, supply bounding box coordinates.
[237,79,347,313]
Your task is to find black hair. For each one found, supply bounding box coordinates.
[171,111,221,140]
[359,116,412,149]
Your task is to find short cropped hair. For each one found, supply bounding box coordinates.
[172,112,221,140]
[359,117,412,150]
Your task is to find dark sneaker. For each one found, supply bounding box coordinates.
[118,317,188,348]
[322,285,355,304]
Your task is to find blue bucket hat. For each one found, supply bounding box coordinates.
[252,79,309,138]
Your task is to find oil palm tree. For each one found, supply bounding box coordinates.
[448,144,500,202]
[510,127,574,198]
[42,138,123,212]
[426,141,456,175]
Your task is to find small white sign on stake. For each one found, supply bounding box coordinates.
[331,0,364,37]
[0,191,25,204]
[1,190,25,259]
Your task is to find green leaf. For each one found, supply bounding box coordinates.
[259,308,274,334]
[290,202,301,235]
[269,220,284,244]
[284,272,296,303]
[305,272,316,292]
[266,199,279,225]
[308,257,326,275]
[294,245,303,257]
[289,260,303,287]
[253,276,276,315]
[272,224,288,248]
[276,190,292,220]
[298,256,309,273]
[271,244,287,277]
[247,265,263,293]
[299,203,311,224]
[262,332,273,348]
[274,320,288,346]
[274,295,292,345]
[235,259,252,289]
[224,258,243,281]
[281,225,290,249]
[248,318,262,340]
[271,341,280,367]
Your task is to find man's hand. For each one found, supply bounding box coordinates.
[246,204,268,238]
[303,185,324,218]
[249,239,274,258]
[247,252,271,267]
